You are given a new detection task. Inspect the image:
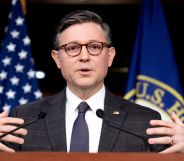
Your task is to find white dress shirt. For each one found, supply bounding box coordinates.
[65,85,105,153]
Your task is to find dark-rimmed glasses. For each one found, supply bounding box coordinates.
[57,41,111,57]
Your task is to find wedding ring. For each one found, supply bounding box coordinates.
[169,135,173,145]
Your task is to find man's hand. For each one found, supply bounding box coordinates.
[0,111,27,152]
[146,112,184,153]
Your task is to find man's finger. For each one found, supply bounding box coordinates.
[148,136,172,145]
[159,144,182,153]
[171,112,184,126]
[0,117,24,125]
[0,111,9,118]
[150,120,174,128]
[146,127,174,135]
[0,142,15,153]
[0,134,25,144]
[0,125,27,135]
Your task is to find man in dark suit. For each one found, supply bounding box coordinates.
[1,88,165,152]
[0,10,181,153]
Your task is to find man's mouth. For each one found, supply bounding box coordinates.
[80,68,90,72]
[78,67,92,75]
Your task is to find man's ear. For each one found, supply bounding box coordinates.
[51,50,61,69]
[108,47,116,67]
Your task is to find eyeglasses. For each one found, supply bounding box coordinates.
[57,41,111,57]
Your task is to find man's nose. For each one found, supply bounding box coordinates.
[79,46,90,61]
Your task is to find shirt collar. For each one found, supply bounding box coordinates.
[86,85,105,113]
[66,87,82,113]
[66,85,105,113]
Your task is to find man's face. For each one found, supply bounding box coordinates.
[51,22,115,92]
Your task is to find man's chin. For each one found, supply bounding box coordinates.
[77,84,94,89]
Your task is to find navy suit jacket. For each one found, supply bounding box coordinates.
[6,88,166,152]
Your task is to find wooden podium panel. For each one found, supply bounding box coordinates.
[0,152,183,161]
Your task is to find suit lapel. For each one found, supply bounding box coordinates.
[44,90,67,151]
[42,88,129,152]
[98,89,128,152]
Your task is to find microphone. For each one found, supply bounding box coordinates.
[0,111,47,139]
[96,109,150,152]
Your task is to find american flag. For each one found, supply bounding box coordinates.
[0,0,42,112]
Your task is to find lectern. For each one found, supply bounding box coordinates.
[0,152,183,161]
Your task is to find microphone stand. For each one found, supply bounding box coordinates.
[0,111,46,139]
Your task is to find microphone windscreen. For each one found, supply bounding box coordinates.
[96,109,104,118]
[38,111,47,119]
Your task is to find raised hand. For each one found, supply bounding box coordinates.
[0,111,27,152]
[146,112,184,153]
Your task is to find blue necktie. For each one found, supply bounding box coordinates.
[70,102,89,152]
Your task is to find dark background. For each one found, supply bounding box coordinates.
[0,0,184,97]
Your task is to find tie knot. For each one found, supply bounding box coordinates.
[78,102,89,113]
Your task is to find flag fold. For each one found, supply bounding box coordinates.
[124,0,184,121]
[0,0,42,111]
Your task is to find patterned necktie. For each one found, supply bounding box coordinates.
[70,102,89,152]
